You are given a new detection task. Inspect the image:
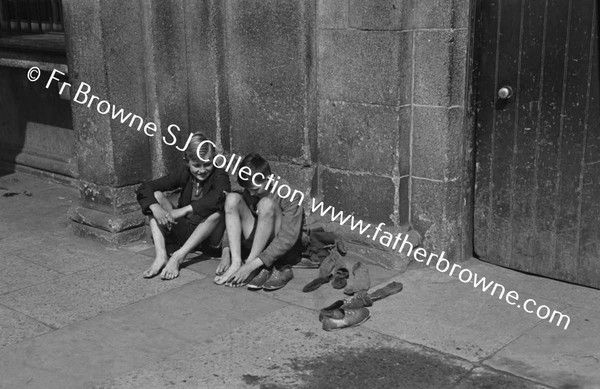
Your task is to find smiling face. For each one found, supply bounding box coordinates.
[187,149,215,182]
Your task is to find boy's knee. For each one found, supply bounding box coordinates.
[225,193,242,212]
[154,191,165,201]
[257,197,276,216]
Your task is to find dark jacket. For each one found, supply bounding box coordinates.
[136,164,231,224]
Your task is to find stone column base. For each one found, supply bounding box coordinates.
[69,205,146,246]
[68,180,147,247]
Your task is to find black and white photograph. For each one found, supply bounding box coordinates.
[0,0,599,388]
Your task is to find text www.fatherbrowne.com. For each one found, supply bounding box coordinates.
[309,198,571,330]
[32,67,571,330]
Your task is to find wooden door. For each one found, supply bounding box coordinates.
[474,0,600,289]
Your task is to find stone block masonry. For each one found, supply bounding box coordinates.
[60,0,472,264]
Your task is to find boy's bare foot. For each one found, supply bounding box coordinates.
[160,250,186,280]
[143,255,168,278]
[214,262,241,285]
[226,260,262,288]
[215,248,231,276]
[160,261,179,280]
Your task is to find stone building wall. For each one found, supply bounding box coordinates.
[60,0,473,267]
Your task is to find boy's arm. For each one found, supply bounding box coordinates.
[258,196,303,267]
[188,169,231,218]
[136,168,185,215]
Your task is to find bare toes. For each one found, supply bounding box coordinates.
[143,264,164,279]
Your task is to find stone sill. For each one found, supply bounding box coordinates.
[0,32,67,70]
[0,56,67,72]
[0,32,66,53]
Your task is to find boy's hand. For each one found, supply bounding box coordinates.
[228,257,263,286]
[150,204,171,227]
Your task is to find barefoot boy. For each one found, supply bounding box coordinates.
[214,153,304,290]
[136,133,230,280]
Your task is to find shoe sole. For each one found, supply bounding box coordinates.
[292,264,320,269]
[323,312,371,332]
[262,284,286,291]
[262,279,293,291]
[246,284,263,290]
[369,281,404,302]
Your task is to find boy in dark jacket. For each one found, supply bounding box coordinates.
[136,133,230,280]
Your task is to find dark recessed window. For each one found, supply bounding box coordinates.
[0,0,64,34]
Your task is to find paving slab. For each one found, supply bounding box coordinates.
[362,266,550,363]
[453,367,549,389]
[92,305,471,389]
[0,277,288,389]
[119,241,154,254]
[484,305,600,389]
[0,304,51,348]
[0,278,109,328]
[93,305,548,389]
[0,253,203,328]
[112,277,289,343]
[0,254,63,294]
[11,243,110,276]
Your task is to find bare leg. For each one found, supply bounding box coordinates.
[214,215,230,276]
[227,197,282,287]
[244,197,280,261]
[215,247,231,276]
[143,191,175,278]
[161,211,224,280]
[214,193,255,285]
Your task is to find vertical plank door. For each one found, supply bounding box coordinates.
[474,0,600,289]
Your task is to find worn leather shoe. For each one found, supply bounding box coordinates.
[247,267,272,290]
[302,274,332,293]
[262,265,294,291]
[318,306,345,322]
[369,281,403,302]
[322,308,371,331]
[318,291,373,322]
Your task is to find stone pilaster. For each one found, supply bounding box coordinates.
[62,0,152,245]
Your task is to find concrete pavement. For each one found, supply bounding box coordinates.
[0,171,598,388]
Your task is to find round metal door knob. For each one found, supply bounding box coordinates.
[498,86,513,99]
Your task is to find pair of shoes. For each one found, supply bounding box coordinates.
[248,265,294,291]
[318,281,404,320]
[321,307,371,331]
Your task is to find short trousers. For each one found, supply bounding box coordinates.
[238,216,302,269]
[166,217,223,257]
